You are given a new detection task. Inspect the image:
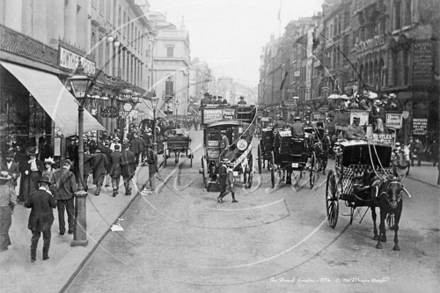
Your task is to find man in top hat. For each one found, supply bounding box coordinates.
[25,147,45,196]
[200,92,212,106]
[92,147,109,196]
[0,171,16,252]
[1,150,20,190]
[346,117,366,140]
[217,158,237,203]
[50,159,76,235]
[25,175,56,261]
[121,143,137,195]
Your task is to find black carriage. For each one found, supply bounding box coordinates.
[199,120,254,191]
[325,140,394,228]
[269,123,318,188]
[257,126,275,174]
[163,128,193,167]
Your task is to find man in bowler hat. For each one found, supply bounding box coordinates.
[25,175,56,261]
[50,159,76,235]
[92,147,108,195]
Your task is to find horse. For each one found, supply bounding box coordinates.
[373,176,404,251]
[357,171,404,251]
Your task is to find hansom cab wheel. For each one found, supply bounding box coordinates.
[258,143,262,174]
[270,151,276,188]
[245,154,254,189]
[201,157,207,189]
[326,170,339,228]
[309,151,317,189]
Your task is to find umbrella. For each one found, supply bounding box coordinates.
[327,93,340,100]
[367,91,378,99]
[340,94,350,100]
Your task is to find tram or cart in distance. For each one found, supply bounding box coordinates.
[163,128,193,167]
[199,104,256,191]
[325,140,394,228]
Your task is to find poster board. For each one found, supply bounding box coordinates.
[350,111,369,126]
[412,118,427,135]
[386,113,402,129]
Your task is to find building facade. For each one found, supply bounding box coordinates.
[0,0,154,155]
[258,0,439,143]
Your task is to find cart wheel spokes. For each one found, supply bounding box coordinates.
[309,151,317,189]
[326,170,339,228]
[270,151,276,188]
[257,144,262,174]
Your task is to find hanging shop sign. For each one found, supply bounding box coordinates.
[412,118,428,135]
[100,106,119,118]
[412,41,433,86]
[385,113,402,129]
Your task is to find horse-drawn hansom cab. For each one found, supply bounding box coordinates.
[326,138,411,250]
[199,103,256,191]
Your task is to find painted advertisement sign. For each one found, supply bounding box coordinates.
[412,118,428,135]
[385,113,402,129]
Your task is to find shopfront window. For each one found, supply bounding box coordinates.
[0,68,51,152]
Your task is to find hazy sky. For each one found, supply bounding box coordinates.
[148,0,323,87]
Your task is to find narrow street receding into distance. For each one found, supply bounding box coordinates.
[65,129,439,293]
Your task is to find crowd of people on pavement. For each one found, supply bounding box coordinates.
[0,122,164,261]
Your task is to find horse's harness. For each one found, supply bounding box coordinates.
[379,179,403,210]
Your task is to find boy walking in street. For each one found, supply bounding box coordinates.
[217,158,237,203]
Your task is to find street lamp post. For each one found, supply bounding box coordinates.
[151,94,159,152]
[67,62,94,247]
[175,99,179,126]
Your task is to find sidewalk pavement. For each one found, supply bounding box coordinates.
[405,161,440,188]
[0,164,153,293]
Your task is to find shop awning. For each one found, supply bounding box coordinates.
[1,62,105,136]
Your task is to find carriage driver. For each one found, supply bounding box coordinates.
[291,116,304,138]
[220,130,230,151]
[346,117,366,140]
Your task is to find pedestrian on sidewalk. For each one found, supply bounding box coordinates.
[101,141,112,188]
[83,147,93,191]
[145,145,158,191]
[50,159,76,235]
[121,143,136,196]
[408,137,416,167]
[130,133,145,166]
[429,140,439,167]
[217,158,237,203]
[0,171,16,252]
[25,147,45,195]
[91,147,108,196]
[1,150,20,191]
[42,157,56,182]
[25,175,56,262]
[109,144,122,197]
[414,138,424,167]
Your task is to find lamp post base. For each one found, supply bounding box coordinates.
[71,190,88,247]
[71,239,89,247]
